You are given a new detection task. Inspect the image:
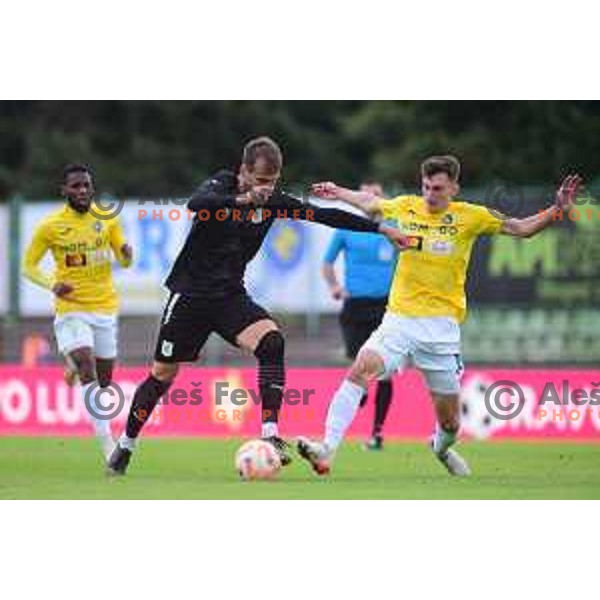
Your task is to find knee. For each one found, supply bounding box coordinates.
[436,407,460,433]
[348,351,383,388]
[151,361,179,383]
[254,330,285,363]
[74,358,96,384]
[431,390,461,432]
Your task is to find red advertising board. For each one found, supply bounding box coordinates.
[1,366,599,440]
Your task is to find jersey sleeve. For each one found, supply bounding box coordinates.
[109,217,132,267]
[323,230,345,263]
[470,204,505,236]
[187,171,238,211]
[376,196,405,220]
[22,222,54,290]
[277,193,380,232]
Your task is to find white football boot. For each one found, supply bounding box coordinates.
[432,445,471,477]
[296,436,332,476]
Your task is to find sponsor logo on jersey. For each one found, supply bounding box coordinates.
[403,235,424,250]
[430,240,455,255]
[65,253,87,267]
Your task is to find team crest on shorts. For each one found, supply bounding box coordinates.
[161,340,174,357]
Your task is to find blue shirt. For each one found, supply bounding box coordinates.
[324,230,396,299]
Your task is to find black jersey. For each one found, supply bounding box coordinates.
[165,170,380,299]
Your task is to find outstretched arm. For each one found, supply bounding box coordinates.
[311,182,383,218]
[278,193,409,251]
[500,174,582,238]
[187,173,257,212]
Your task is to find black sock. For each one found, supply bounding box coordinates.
[254,331,285,427]
[125,374,173,439]
[373,380,393,437]
[359,393,368,408]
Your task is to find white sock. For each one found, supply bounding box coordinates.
[119,432,137,451]
[81,381,112,439]
[262,422,279,438]
[324,379,366,452]
[433,424,457,455]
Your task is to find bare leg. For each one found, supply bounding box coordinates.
[67,346,96,385]
[68,347,113,456]
[431,391,461,453]
[95,357,115,389]
[430,391,470,476]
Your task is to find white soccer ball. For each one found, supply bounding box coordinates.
[235,439,282,481]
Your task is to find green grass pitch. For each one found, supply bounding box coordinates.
[1,437,599,499]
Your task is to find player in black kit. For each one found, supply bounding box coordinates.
[107,137,407,475]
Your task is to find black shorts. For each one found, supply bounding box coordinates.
[339,297,388,359]
[154,291,273,363]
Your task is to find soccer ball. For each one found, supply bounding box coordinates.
[459,375,503,440]
[235,439,282,481]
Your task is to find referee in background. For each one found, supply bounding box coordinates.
[322,182,398,450]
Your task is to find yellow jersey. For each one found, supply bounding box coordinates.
[379,195,504,323]
[22,203,132,315]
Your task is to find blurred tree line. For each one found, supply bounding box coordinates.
[1,100,599,199]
